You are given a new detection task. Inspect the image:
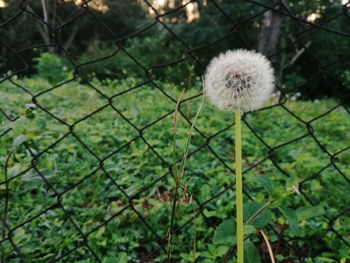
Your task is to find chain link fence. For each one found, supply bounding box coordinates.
[1,0,350,262]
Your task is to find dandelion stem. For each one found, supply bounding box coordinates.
[235,110,244,263]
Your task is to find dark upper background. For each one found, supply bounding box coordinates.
[0,0,349,99]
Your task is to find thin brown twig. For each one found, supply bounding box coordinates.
[259,230,275,263]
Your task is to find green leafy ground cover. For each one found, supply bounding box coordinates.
[0,77,349,262]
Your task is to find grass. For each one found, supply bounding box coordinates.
[0,76,349,262]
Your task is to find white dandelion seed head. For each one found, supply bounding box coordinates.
[203,49,275,113]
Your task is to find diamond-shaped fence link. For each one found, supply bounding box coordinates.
[0,0,350,262]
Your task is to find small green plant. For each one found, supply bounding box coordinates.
[34,52,71,84]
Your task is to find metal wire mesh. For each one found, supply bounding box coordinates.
[1,0,350,262]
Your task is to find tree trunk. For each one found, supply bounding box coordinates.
[41,0,54,53]
[259,6,284,84]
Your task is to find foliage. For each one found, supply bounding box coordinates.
[1,0,349,98]
[1,77,349,262]
[75,31,196,85]
[33,53,71,84]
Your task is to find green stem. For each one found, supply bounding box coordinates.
[167,90,204,262]
[246,201,271,225]
[167,90,185,262]
[235,110,243,263]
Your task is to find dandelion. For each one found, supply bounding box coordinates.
[203,49,274,113]
[203,49,275,263]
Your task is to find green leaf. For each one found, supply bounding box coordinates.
[244,241,261,263]
[117,252,128,263]
[244,202,272,229]
[13,135,27,147]
[208,244,228,258]
[244,225,257,236]
[213,219,236,245]
[13,227,26,244]
[278,207,299,234]
[296,205,325,220]
[270,188,285,203]
[314,257,337,262]
[256,175,275,194]
[22,171,46,184]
